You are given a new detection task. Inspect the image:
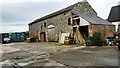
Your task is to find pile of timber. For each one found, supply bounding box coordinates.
[73,27,85,44]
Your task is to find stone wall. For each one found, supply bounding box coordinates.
[29,11,73,41]
[29,23,38,38]
[29,2,98,41]
[72,2,97,15]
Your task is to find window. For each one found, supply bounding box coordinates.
[73,20,76,25]
[63,12,66,15]
[44,22,46,27]
[68,18,71,25]
[41,25,42,30]
[76,19,80,25]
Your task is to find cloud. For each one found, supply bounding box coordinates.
[1,0,119,33]
[2,25,28,33]
[1,0,82,3]
[2,2,76,23]
[2,23,27,26]
[1,23,28,33]
[1,2,77,33]
[87,0,119,19]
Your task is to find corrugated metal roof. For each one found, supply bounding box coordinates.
[73,11,113,25]
[108,5,120,22]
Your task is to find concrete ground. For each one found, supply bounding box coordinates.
[0,42,85,66]
[0,42,119,68]
[50,46,119,66]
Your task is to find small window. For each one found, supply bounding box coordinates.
[41,25,42,30]
[68,18,71,25]
[76,19,80,25]
[73,20,76,25]
[63,12,66,15]
[44,22,46,27]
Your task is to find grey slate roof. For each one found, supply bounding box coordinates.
[108,5,120,22]
[29,3,75,25]
[73,11,113,25]
[29,1,97,25]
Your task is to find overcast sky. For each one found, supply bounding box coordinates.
[0,0,120,33]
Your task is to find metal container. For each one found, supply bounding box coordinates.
[11,32,26,42]
[11,33,17,42]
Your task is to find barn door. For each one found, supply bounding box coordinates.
[47,25,55,42]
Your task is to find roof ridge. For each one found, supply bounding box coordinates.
[29,1,92,25]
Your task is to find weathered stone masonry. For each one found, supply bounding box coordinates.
[29,11,73,41]
[29,1,115,42]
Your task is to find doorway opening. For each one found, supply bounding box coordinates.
[40,32,46,42]
[79,26,88,39]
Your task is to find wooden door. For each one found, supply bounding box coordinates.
[48,28,55,41]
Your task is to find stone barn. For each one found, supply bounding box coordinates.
[29,1,115,43]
